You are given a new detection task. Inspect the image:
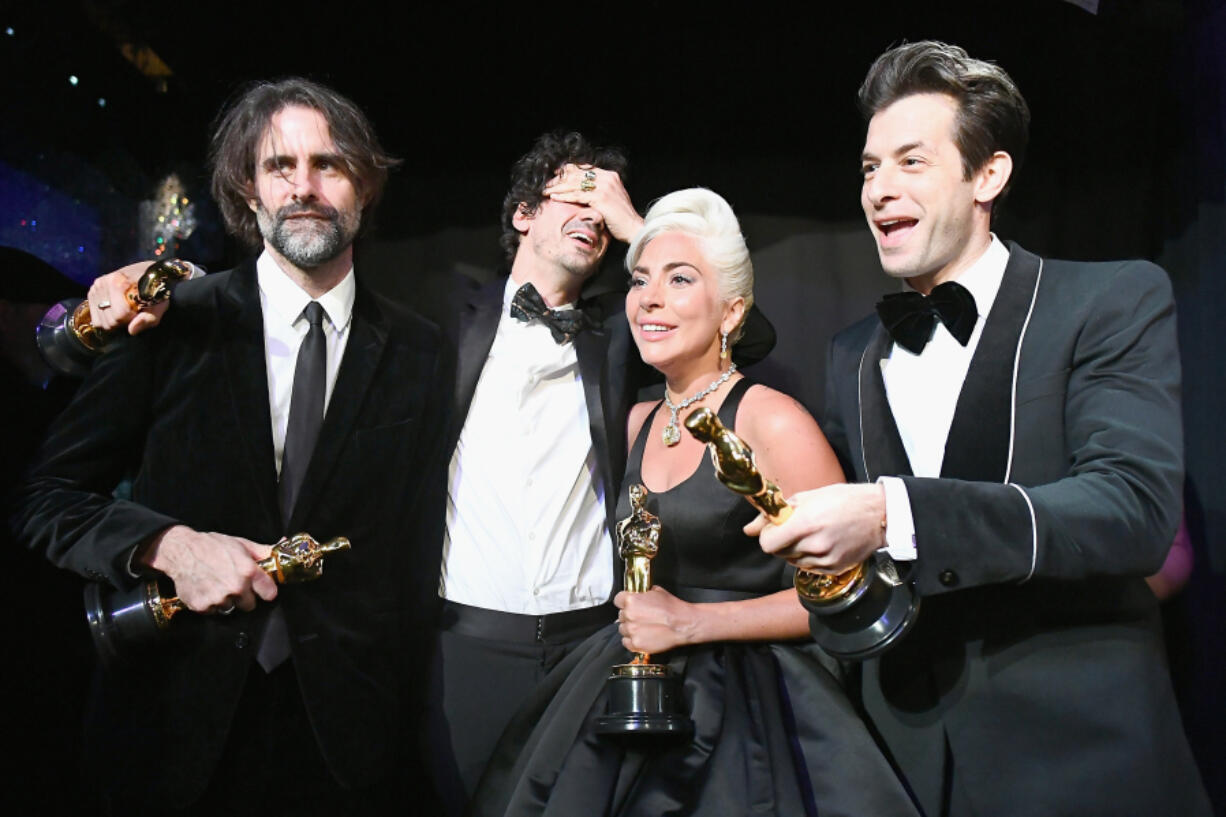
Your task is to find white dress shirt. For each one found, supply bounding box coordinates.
[440,276,614,614]
[878,236,1010,559]
[256,251,354,476]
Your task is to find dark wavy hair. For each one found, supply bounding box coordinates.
[858,41,1030,203]
[209,77,400,247]
[499,132,628,268]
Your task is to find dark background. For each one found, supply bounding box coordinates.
[2,0,1223,811]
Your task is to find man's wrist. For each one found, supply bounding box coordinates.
[877,476,918,561]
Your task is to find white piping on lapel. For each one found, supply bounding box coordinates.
[1007,256,1044,583]
[1004,257,1043,483]
[857,341,873,481]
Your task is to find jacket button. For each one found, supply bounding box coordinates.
[235,632,249,649]
[938,569,959,587]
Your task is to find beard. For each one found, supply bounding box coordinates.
[256,201,360,268]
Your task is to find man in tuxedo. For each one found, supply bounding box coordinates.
[429,133,645,803]
[754,41,1211,816]
[12,78,446,813]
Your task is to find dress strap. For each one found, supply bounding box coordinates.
[625,400,664,482]
[715,377,755,431]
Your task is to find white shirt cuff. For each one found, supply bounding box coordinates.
[876,476,917,561]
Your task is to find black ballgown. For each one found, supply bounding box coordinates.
[471,379,919,817]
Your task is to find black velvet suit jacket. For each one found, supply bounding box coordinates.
[12,260,449,808]
[822,243,1209,816]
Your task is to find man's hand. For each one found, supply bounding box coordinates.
[137,525,276,613]
[746,483,888,574]
[614,586,700,655]
[544,163,644,243]
[87,262,169,335]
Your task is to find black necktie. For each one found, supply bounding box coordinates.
[510,282,590,344]
[278,301,326,521]
[876,280,978,355]
[261,301,325,673]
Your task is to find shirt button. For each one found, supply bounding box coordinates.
[938,569,959,587]
[528,532,535,541]
[532,588,540,596]
[235,632,250,649]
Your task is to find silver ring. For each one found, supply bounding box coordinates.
[97,300,112,310]
[583,169,596,180]
[219,604,236,616]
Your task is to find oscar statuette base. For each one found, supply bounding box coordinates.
[594,663,694,738]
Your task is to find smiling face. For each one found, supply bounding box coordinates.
[626,231,743,378]
[860,92,995,292]
[248,105,363,270]
[512,194,611,284]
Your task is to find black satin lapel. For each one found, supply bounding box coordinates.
[941,245,1042,482]
[454,280,504,427]
[574,325,615,526]
[218,264,280,527]
[289,288,387,531]
[858,323,913,481]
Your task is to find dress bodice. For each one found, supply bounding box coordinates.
[614,378,792,596]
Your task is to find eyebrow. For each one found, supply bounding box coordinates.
[632,261,701,274]
[861,141,928,163]
[260,152,345,170]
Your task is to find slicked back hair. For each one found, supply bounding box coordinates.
[500,131,628,268]
[858,40,1030,203]
[209,77,400,247]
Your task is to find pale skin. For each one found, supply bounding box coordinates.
[616,231,844,656]
[127,105,366,613]
[749,92,1013,573]
[509,163,643,306]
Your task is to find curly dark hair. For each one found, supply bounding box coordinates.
[209,77,400,248]
[858,41,1030,203]
[499,132,628,268]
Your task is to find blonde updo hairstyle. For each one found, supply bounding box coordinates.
[626,188,754,344]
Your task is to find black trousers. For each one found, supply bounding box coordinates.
[426,600,614,816]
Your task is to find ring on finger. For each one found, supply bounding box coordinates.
[580,178,596,192]
[97,300,112,309]
[219,604,236,616]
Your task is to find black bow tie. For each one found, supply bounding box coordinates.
[510,282,591,344]
[876,280,978,355]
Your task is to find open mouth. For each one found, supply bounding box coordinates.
[876,217,917,245]
[637,322,676,339]
[565,229,597,248]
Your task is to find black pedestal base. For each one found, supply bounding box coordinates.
[595,665,693,738]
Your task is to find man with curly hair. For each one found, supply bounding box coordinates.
[432,131,645,804]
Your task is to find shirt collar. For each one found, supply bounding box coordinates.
[947,234,1009,319]
[256,250,356,331]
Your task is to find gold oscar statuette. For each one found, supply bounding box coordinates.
[85,533,351,664]
[37,258,195,377]
[595,484,693,737]
[684,407,921,660]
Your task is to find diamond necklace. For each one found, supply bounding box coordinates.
[661,363,738,446]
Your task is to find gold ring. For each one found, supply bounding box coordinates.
[580,178,596,192]
[97,300,112,309]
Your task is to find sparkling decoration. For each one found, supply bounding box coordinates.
[139,174,197,257]
[661,363,738,447]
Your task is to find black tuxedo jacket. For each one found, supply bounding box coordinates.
[12,260,449,808]
[452,278,638,549]
[823,244,1209,816]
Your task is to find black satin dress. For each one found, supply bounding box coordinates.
[471,380,919,817]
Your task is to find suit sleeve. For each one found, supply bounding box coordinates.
[9,332,181,588]
[900,261,1183,596]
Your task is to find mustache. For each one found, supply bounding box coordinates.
[275,202,340,222]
